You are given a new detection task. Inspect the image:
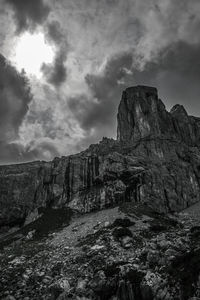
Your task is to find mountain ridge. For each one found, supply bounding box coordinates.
[1,85,200,229]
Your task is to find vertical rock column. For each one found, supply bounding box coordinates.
[117,85,174,142]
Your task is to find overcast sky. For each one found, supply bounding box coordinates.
[0,0,200,164]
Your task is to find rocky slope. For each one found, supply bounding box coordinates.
[1,202,200,300]
[1,85,200,229]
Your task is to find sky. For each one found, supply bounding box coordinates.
[0,0,200,164]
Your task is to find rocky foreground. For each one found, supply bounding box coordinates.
[1,202,200,300]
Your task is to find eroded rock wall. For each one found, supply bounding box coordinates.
[1,85,200,227]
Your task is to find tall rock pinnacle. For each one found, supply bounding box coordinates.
[117,85,200,147]
[117,85,170,141]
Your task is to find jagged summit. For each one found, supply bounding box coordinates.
[117,85,167,141]
[170,103,188,116]
[117,85,200,147]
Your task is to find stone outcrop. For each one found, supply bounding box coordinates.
[117,85,200,147]
[1,85,200,227]
[117,86,172,142]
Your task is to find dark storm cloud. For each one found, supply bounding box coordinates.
[0,53,33,163]
[42,51,67,87]
[84,53,133,129]
[42,21,68,87]
[0,54,32,142]
[6,0,50,33]
[46,20,63,44]
[130,41,200,115]
[68,53,133,138]
[0,54,60,163]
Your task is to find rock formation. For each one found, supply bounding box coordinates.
[117,85,200,146]
[1,85,200,228]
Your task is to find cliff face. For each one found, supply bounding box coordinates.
[0,142,145,227]
[1,85,200,228]
[116,86,200,210]
[117,85,200,146]
[117,86,172,141]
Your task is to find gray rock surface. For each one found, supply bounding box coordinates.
[1,203,200,300]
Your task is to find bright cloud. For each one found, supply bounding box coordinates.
[12,32,55,77]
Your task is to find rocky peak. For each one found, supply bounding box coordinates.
[117,85,173,142]
[117,85,200,148]
[170,104,188,117]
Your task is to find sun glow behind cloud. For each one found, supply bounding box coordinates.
[12,32,54,78]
